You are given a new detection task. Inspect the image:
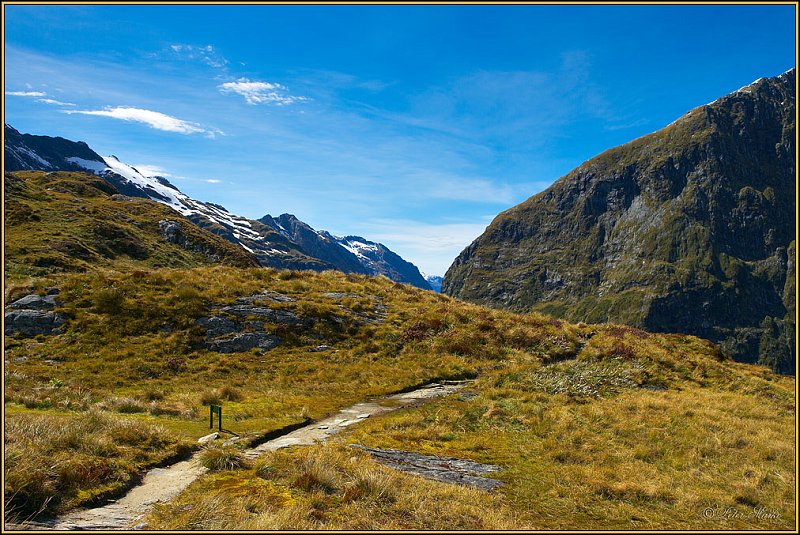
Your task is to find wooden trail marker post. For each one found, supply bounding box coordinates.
[210,404,222,432]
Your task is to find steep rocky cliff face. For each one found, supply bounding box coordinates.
[443,69,796,373]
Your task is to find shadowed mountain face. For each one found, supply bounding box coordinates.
[443,69,796,374]
[259,214,370,276]
[5,125,431,289]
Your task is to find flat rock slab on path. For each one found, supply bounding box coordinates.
[6,381,469,531]
[348,444,504,491]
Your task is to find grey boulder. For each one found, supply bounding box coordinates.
[8,294,59,310]
[197,316,239,338]
[5,310,65,336]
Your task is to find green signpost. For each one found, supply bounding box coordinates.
[210,404,222,432]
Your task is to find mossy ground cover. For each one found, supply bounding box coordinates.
[4,264,795,528]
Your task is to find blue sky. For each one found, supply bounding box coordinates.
[4,4,796,275]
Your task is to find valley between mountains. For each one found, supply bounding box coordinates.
[3,70,796,531]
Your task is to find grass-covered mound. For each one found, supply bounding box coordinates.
[4,170,258,280]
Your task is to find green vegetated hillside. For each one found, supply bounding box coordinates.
[443,69,796,374]
[4,170,259,279]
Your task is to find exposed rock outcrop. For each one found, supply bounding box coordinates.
[348,444,504,491]
[8,294,59,310]
[197,291,313,353]
[207,332,282,353]
[5,293,66,337]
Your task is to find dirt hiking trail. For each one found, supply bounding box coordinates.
[7,381,468,531]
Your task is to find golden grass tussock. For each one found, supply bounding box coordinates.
[199,446,250,471]
[4,411,193,521]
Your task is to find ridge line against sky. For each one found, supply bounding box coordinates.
[3,3,796,275]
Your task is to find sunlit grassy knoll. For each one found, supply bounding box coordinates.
[138,271,795,530]
[3,265,574,436]
[4,171,257,282]
[3,265,569,519]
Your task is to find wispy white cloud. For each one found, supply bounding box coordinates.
[63,106,221,137]
[7,89,75,106]
[205,179,222,184]
[36,98,75,106]
[6,90,46,97]
[218,78,308,105]
[604,118,649,131]
[414,175,516,204]
[170,43,228,69]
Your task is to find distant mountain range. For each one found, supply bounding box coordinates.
[5,124,432,290]
[422,274,443,293]
[443,69,796,374]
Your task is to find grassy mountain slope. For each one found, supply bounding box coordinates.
[443,69,796,374]
[4,264,794,528]
[4,170,259,280]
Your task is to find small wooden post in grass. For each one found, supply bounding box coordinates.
[210,404,222,432]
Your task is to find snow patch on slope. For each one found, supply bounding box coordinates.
[67,154,267,246]
[339,238,379,260]
[16,146,54,169]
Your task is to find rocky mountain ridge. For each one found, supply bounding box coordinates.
[259,214,431,288]
[5,125,431,289]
